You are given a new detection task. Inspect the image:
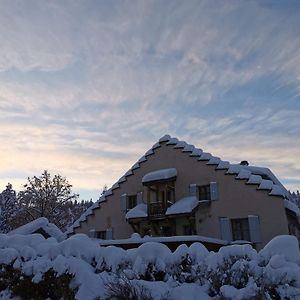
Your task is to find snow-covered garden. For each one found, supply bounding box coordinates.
[0,233,300,299]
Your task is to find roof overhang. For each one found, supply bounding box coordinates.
[142,168,177,186]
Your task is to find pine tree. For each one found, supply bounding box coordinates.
[0,183,18,233]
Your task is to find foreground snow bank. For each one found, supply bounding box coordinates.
[0,234,299,299]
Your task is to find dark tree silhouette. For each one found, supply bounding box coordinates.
[17,170,79,230]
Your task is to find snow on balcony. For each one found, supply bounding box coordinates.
[142,168,177,185]
[166,196,199,215]
[126,204,148,220]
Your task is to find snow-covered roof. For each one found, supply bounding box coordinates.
[126,203,148,220]
[66,134,292,235]
[284,199,300,222]
[166,196,199,216]
[142,168,177,185]
[8,217,64,241]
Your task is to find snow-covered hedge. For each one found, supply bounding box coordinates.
[0,233,300,299]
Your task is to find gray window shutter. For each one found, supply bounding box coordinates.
[120,193,128,212]
[210,182,218,201]
[248,215,261,243]
[106,228,113,240]
[88,229,96,238]
[220,217,232,242]
[189,184,197,197]
[137,191,143,205]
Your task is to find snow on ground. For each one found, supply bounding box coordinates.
[0,233,299,299]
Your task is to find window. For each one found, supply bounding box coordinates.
[96,231,106,239]
[231,218,250,241]
[198,185,211,200]
[128,195,137,209]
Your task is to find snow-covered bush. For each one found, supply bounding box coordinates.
[0,233,299,299]
[132,242,171,281]
[204,244,258,297]
[104,275,152,300]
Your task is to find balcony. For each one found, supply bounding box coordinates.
[149,202,166,218]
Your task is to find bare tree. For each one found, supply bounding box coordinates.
[17,170,79,230]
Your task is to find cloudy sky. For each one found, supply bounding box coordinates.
[0,0,299,200]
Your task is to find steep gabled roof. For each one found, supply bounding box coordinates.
[66,134,292,235]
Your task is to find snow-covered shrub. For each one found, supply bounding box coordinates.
[132,242,171,281]
[255,235,300,299]
[169,243,209,283]
[0,232,300,299]
[96,245,130,274]
[0,263,75,300]
[204,244,258,297]
[105,275,152,300]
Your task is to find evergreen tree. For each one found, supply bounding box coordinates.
[0,183,18,233]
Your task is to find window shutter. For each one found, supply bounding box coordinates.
[248,215,261,243]
[120,193,128,212]
[220,217,232,241]
[137,191,143,205]
[210,182,218,201]
[88,229,96,238]
[106,228,113,240]
[189,184,197,197]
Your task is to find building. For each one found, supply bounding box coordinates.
[66,135,300,250]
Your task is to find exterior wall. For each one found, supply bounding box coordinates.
[74,142,289,249]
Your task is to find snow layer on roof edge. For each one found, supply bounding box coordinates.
[190,148,203,157]
[124,170,133,177]
[174,141,187,149]
[269,185,286,197]
[284,199,300,219]
[258,180,273,190]
[198,152,212,161]
[236,169,252,179]
[166,137,179,145]
[145,149,154,156]
[159,134,171,143]
[111,182,120,190]
[138,156,147,163]
[227,165,242,175]
[118,176,127,184]
[152,142,161,149]
[182,144,195,152]
[131,162,140,170]
[247,175,263,185]
[216,160,230,170]
[207,157,221,165]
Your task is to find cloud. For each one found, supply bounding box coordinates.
[0,0,299,196]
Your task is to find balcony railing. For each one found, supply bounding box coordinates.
[149,202,166,218]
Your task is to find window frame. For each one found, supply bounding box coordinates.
[231,218,250,241]
[198,184,211,200]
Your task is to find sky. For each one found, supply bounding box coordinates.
[0,0,299,201]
